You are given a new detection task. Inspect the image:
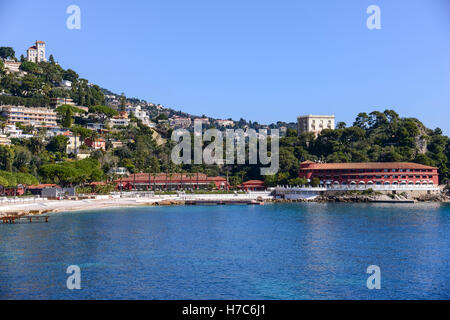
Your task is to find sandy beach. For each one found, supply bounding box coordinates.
[0,192,274,217]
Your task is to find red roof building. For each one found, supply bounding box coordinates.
[115,173,229,190]
[241,180,266,191]
[84,137,106,151]
[299,161,439,186]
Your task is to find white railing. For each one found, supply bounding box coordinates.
[275,184,440,193]
[324,185,439,191]
[0,196,48,204]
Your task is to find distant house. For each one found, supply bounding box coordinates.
[27,40,46,63]
[0,135,11,146]
[50,97,75,108]
[84,137,106,151]
[193,118,210,126]
[1,105,58,128]
[215,119,235,127]
[169,116,192,128]
[241,180,266,191]
[77,150,91,160]
[108,167,129,176]
[2,59,22,74]
[3,125,33,139]
[108,117,129,127]
[110,140,125,149]
[59,80,72,89]
[28,184,76,198]
[86,123,105,131]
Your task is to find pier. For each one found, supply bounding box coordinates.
[185,199,264,205]
[2,215,49,224]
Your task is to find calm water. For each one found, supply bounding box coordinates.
[0,203,449,300]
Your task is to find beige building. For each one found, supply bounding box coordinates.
[0,135,11,146]
[66,135,81,154]
[1,105,58,128]
[27,40,46,63]
[297,115,335,136]
[215,119,235,127]
[50,97,75,108]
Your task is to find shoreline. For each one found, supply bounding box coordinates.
[0,192,448,218]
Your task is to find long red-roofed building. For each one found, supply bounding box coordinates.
[299,161,439,187]
[115,173,228,190]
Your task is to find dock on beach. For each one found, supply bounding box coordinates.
[1,215,49,224]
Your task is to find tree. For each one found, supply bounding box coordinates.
[47,135,69,154]
[354,112,370,129]
[311,177,320,187]
[336,122,347,129]
[13,147,32,171]
[49,54,55,64]
[0,47,15,60]
[61,108,74,128]
[19,61,39,73]
[119,93,126,111]
[89,105,118,121]
[0,146,14,171]
[14,172,39,186]
[63,69,79,82]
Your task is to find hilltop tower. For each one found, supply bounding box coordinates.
[26,40,46,63]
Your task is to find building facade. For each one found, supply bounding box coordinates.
[297,115,335,136]
[169,116,192,128]
[84,137,106,151]
[27,40,46,63]
[299,161,439,187]
[50,97,75,108]
[215,119,235,127]
[116,173,228,190]
[1,105,58,128]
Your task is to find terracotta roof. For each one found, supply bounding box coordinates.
[28,184,60,189]
[243,180,265,185]
[28,46,37,50]
[36,40,45,44]
[299,162,437,170]
[117,173,208,183]
[90,182,107,186]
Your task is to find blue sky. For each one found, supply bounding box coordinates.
[1,0,449,133]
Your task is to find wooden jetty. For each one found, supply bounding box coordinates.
[1,215,49,224]
[185,199,264,205]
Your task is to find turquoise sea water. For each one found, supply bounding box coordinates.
[0,203,449,300]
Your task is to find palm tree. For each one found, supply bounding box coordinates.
[167,172,174,191]
[186,172,194,191]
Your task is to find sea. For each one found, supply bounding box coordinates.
[0,203,449,299]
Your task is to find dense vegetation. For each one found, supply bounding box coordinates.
[0,54,105,107]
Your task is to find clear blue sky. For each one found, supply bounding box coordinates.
[1,0,449,133]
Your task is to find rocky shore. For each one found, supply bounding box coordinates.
[1,192,448,219]
[271,193,449,203]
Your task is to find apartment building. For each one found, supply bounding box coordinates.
[1,105,58,128]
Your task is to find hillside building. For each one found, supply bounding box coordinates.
[1,105,58,128]
[27,40,46,63]
[297,115,335,136]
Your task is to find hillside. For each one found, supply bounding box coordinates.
[0,46,449,188]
